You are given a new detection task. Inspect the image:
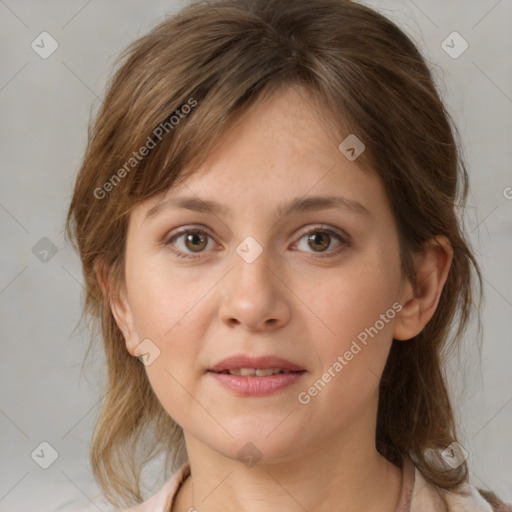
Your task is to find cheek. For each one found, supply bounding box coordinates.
[125,258,218,407]
[127,256,211,339]
[132,288,210,430]
[305,254,400,398]
[301,298,396,429]
[316,255,400,345]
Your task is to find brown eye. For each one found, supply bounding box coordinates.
[293,226,348,259]
[184,231,208,252]
[165,228,215,259]
[307,232,331,252]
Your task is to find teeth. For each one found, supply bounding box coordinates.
[255,369,278,377]
[224,368,292,376]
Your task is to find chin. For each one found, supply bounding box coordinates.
[211,420,306,464]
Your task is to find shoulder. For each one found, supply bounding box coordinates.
[411,463,512,512]
[124,463,191,512]
[476,489,512,512]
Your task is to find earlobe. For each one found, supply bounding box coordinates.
[94,259,138,356]
[393,236,453,341]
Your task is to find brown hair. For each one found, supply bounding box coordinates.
[65,0,482,508]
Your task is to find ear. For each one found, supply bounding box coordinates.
[94,259,138,357]
[393,236,453,341]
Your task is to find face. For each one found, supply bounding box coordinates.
[112,85,411,464]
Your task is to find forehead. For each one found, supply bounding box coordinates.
[133,85,387,224]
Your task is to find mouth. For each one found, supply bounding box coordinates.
[211,368,298,377]
[208,354,306,374]
[207,355,306,396]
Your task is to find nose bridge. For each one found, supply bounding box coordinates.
[232,233,273,295]
[219,234,289,330]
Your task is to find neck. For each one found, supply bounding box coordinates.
[173,421,403,512]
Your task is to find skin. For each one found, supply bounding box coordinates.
[105,84,453,512]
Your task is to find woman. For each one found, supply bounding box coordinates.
[66,1,512,510]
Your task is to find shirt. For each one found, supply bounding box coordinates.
[126,456,509,512]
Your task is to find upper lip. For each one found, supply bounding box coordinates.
[208,355,306,372]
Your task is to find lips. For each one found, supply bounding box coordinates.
[207,355,306,396]
[208,355,305,374]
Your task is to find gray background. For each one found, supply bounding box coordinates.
[0,1,511,511]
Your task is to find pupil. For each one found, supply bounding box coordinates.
[309,232,329,251]
[187,233,205,251]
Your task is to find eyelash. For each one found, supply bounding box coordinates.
[163,225,349,260]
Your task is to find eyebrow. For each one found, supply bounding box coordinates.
[143,194,371,223]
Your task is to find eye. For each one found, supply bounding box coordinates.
[293,226,348,258]
[165,227,216,259]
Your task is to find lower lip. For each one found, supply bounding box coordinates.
[208,371,306,396]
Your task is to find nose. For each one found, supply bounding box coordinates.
[218,246,291,332]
